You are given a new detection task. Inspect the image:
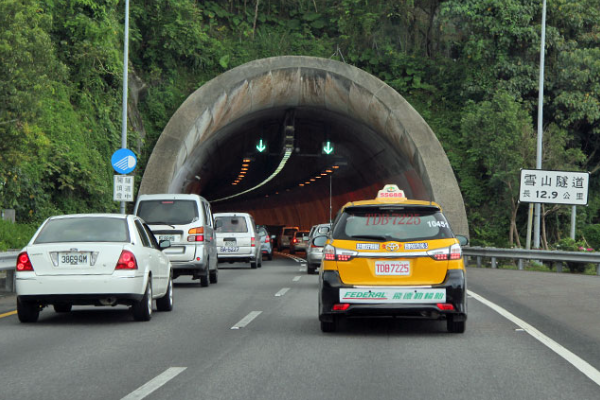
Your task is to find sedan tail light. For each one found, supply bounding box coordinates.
[16,252,34,271]
[115,250,138,270]
[188,227,204,242]
[265,236,270,243]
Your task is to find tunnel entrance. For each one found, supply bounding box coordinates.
[139,56,468,236]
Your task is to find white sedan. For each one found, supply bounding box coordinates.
[15,214,173,323]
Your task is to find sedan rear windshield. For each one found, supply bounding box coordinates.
[136,200,199,225]
[34,218,129,244]
[332,206,454,242]
[216,216,248,233]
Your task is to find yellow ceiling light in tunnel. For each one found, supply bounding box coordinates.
[139,56,468,236]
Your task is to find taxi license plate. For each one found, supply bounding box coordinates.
[374,260,410,275]
[59,252,90,267]
[221,246,239,253]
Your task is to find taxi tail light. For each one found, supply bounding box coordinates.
[115,250,138,270]
[187,227,204,242]
[437,303,455,311]
[16,252,34,271]
[333,303,350,311]
[251,237,256,247]
[427,244,462,261]
[323,245,357,261]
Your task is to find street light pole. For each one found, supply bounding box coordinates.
[533,0,547,248]
[120,0,130,214]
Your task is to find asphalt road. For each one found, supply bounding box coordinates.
[1,255,600,400]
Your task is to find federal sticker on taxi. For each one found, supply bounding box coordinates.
[318,184,469,333]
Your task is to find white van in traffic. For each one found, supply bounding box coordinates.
[134,194,218,286]
[214,213,262,269]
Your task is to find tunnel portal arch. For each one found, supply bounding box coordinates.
[140,56,468,236]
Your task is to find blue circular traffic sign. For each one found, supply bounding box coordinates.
[111,148,137,174]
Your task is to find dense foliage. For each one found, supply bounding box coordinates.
[1,0,599,251]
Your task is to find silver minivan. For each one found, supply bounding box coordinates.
[134,194,218,287]
[214,213,262,269]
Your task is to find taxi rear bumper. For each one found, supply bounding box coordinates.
[319,269,467,322]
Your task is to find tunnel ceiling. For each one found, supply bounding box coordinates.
[139,56,469,236]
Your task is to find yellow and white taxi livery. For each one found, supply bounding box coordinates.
[318,185,468,333]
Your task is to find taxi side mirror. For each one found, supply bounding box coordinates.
[456,235,469,246]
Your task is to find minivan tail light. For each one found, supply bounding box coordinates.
[115,250,138,270]
[188,227,204,242]
[16,252,34,271]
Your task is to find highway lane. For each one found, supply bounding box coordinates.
[1,256,600,400]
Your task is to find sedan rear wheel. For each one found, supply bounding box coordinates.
[156,277,173,312]
[132,281,153,321]
[17,297,40,323]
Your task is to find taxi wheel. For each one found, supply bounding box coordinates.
[320,318,338,333]
[447,316,465,333]
[17,297,40,323]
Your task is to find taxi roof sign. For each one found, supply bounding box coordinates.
[376,184,406,200]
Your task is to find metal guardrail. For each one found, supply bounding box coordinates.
[0,251,18,292]
[463,246,600,275]
[1,247,599,294]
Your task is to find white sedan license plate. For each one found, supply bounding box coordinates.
[374,260,410,275]
[59,252,90,267]
[221,246,239,253]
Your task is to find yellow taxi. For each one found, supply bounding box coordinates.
[318,184,468,333]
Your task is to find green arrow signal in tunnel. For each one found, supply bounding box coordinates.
[322,141,334,155]
[256,139,267,152]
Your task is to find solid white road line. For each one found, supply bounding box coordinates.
[275,288,290,297]
[469,290,600,387]
[231,311,262,330]
[293,276,302,282]
[120,367,186,400]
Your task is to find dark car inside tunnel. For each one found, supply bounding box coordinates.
[139,56,468,236]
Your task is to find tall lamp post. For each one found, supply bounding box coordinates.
[120,0,130,214]
[533,0,547,249]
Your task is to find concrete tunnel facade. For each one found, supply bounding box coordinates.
[139,56,469,237]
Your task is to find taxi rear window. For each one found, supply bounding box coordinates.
[332,206,454,242]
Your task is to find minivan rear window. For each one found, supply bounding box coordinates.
[332,206,454,242]
[137,200,199,225]
[35,218,129,244]
[216,216,248,233]
[283,228,297,236]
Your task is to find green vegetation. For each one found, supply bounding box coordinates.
[1,0,600,253]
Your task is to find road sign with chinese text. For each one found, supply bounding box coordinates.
[113,175,135,202]
[519,169,589,206]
